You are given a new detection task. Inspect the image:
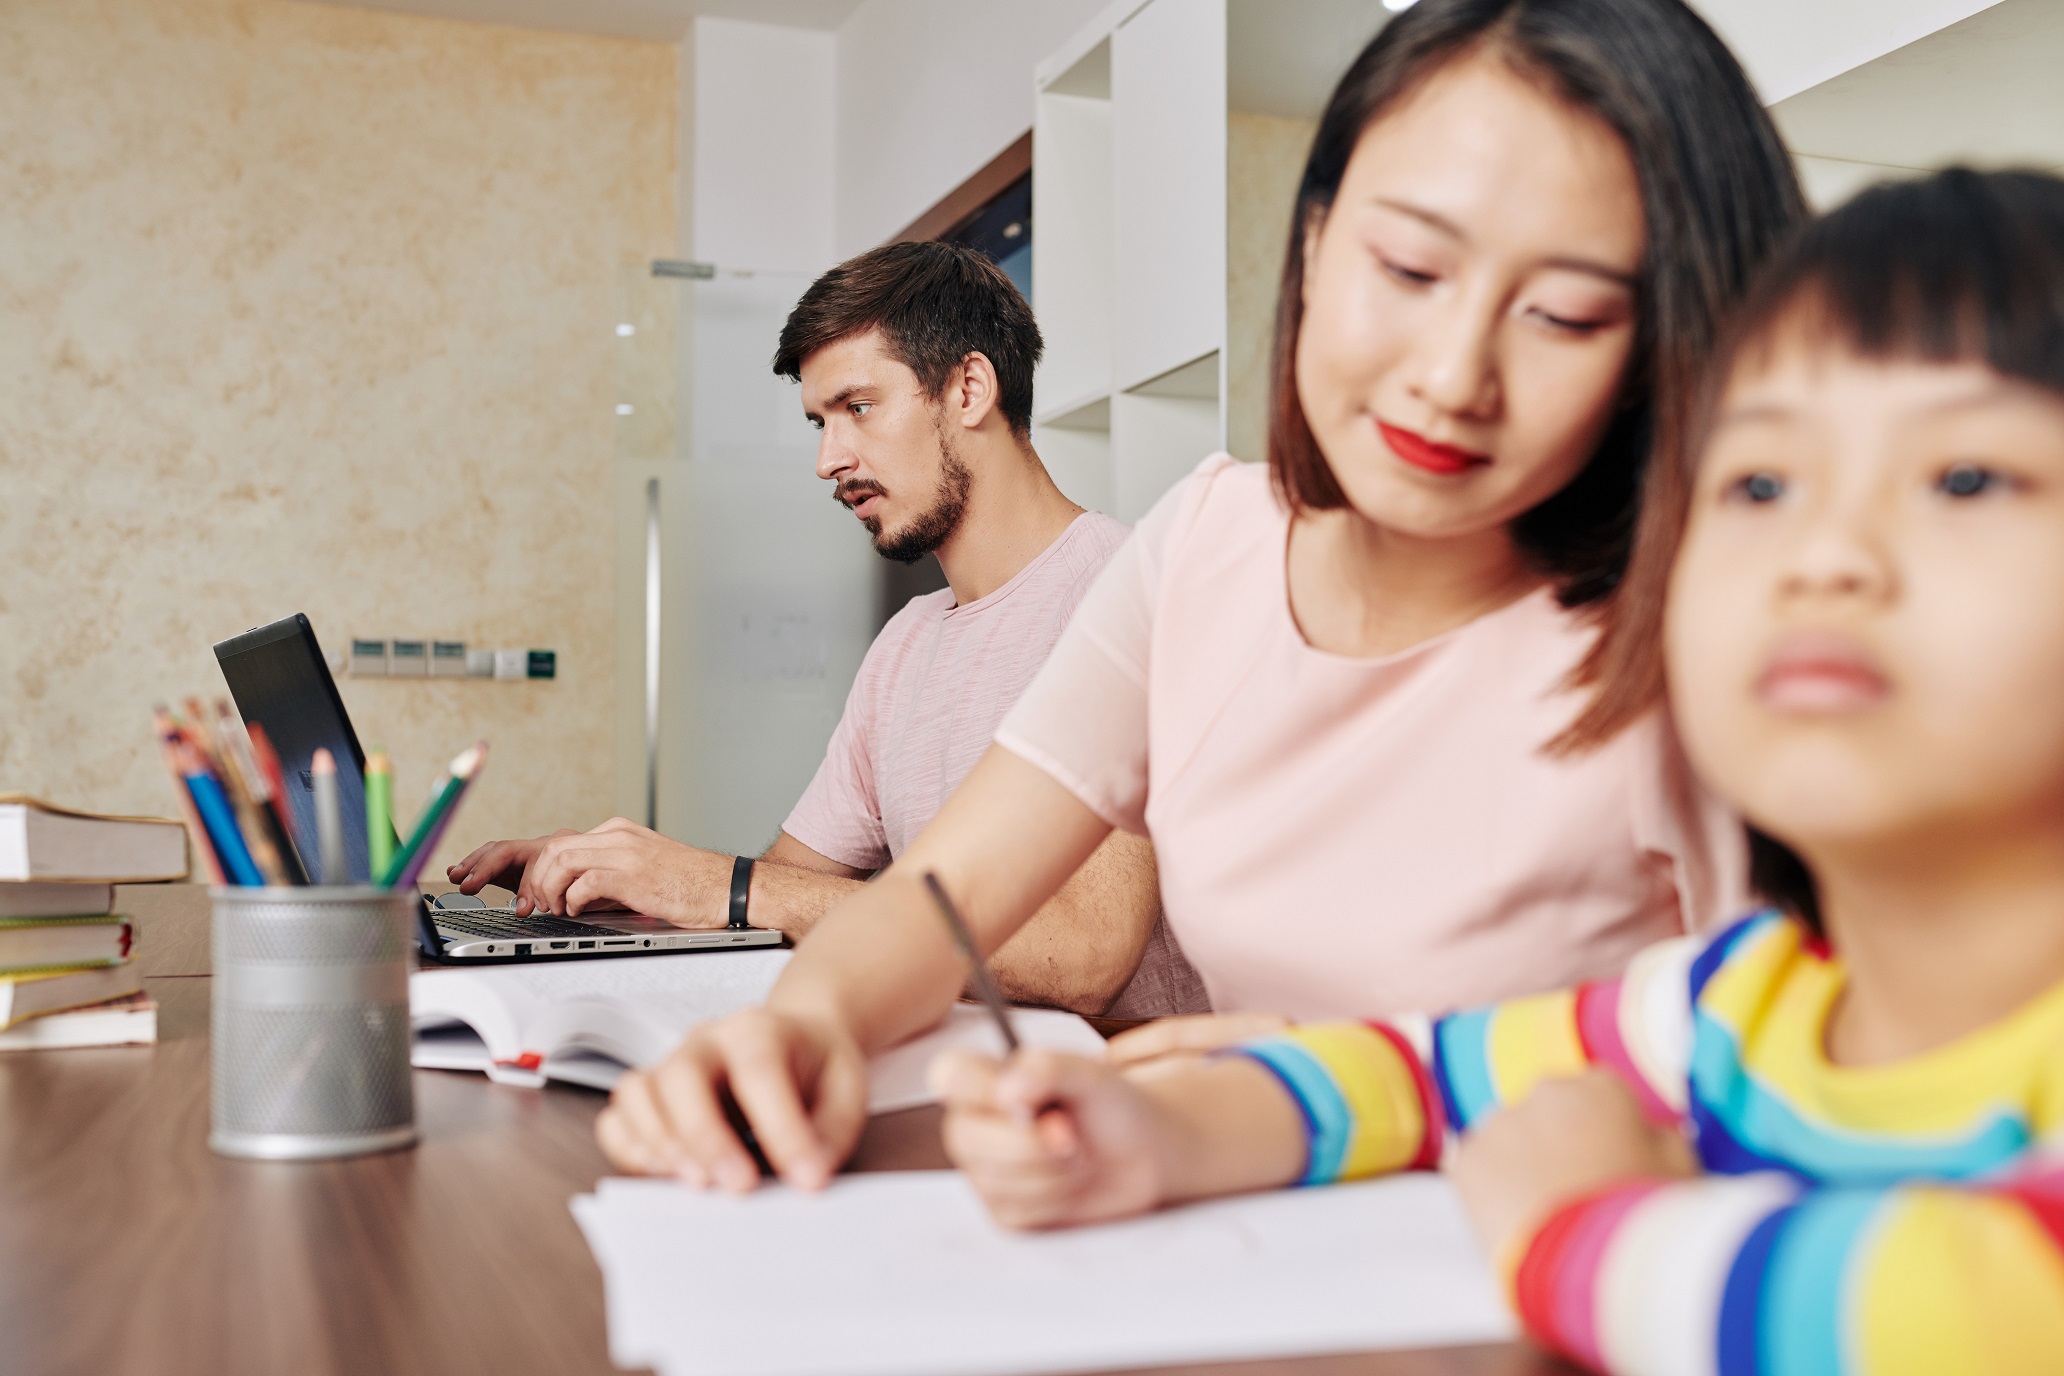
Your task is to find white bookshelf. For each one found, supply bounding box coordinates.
[1031,0,1391,521]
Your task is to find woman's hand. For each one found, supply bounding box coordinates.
[596,1005,868,1191]
[934,1049,1177,1229]
[1448,1070,1696,1263]
[1104,1012,1292,1075]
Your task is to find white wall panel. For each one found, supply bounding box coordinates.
[1032,86,1114,421]
[1112,382,1220,523]
[692,17,835,271]
[1111,0,1225,393]
[833,0,1109,255]
[1690,0,2002,102]
[676,19,877,852]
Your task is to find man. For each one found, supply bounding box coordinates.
[449,241,1204,1017]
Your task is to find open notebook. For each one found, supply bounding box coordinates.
[410,950,1106,1113]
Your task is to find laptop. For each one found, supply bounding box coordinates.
[213,614,784,963]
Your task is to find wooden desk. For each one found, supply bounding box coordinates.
[0,887,1569,1376]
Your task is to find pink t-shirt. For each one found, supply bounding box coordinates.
[785,511,1130,867]
[996,455,1748,1020]
[786,511,1211,1017]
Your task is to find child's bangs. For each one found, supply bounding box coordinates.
[1557,168,2064,767]
[1714,168,2064,404]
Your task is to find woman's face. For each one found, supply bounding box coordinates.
[1669,339,2064,857]
[1295,51,1645,541]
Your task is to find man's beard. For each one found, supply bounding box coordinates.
[836,424,972,565]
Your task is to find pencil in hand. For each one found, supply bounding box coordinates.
[922,872,1019,1053]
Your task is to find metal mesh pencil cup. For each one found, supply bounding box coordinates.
[210,886,417,1160]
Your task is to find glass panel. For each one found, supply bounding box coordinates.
[616,267,881,855]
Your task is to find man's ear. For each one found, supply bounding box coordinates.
[950,351,1002,431]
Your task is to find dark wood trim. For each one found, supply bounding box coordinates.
[890,129,1033,244]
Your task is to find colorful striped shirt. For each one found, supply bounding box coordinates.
[1235,911,2064,1374]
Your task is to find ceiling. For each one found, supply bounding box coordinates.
[1773,0,2063,172]
[297,0,865,41]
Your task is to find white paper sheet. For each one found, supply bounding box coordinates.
[571,1171,1514,1376]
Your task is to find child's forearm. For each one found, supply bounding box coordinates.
[1140,1055,1313,1204]
[1510,1168,2064,1373]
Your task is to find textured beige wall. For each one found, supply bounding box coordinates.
[0,0,675,875]
[1226,111,1313,466]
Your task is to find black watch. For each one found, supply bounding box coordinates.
[727,855,755,930]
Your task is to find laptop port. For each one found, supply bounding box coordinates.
[577,940,594,949]
[605,939,632,947]
[515,943,531,956]
[549,941,568,950]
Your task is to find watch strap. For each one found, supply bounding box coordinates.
[728,855,755,930]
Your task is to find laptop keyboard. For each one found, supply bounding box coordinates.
[434,911,616,939]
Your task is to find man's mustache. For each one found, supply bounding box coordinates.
[834,479,888,509]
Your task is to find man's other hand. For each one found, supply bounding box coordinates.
[519,817,732,925]
[447,830,578,898]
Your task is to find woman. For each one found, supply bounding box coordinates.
[598,0,1806,1191]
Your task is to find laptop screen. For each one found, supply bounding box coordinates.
[213,614,384,885]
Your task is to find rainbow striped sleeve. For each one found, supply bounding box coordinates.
[1430,934,1699,1136]
[1235,1021,1442,1184]
[1233,935,1700,1184]
[1512,1161,2064,1374]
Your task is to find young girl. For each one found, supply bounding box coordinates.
[598,0,1803,1192]
[939,169,2064,1371]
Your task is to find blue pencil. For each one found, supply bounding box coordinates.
[186,763,263,886]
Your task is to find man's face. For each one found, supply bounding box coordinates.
[800,330,970,564]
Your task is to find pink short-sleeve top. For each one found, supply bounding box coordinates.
[995,455,1747,1020]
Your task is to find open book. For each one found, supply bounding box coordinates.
[411,950,1107,1113]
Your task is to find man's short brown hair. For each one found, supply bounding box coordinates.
[772,240,1043,436]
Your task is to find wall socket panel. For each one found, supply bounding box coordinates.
[348,640,556,680]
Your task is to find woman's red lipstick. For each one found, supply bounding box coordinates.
[1378,421,1491,475]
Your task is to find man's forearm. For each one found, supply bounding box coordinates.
[984,833,1162,1017]
[746,858,865,938]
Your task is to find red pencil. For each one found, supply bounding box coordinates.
[244,722,310,885]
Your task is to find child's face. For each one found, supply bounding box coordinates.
[1668,336,2064,857]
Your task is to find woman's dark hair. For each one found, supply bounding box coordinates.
[1578,168,2064,928]
[1269,0,1805,609]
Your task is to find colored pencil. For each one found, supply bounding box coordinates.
[243,723,309,885]
[152,706,226,886]
[365,751,395,882]
[382,742,488,891]
[310,748,346,886]
[181,740,263,887]
[207,701,289,887]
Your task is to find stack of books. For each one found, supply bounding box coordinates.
[0,795,190,1050]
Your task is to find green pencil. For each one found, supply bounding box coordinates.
[380,742,487,890]
[365,750,395,883]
